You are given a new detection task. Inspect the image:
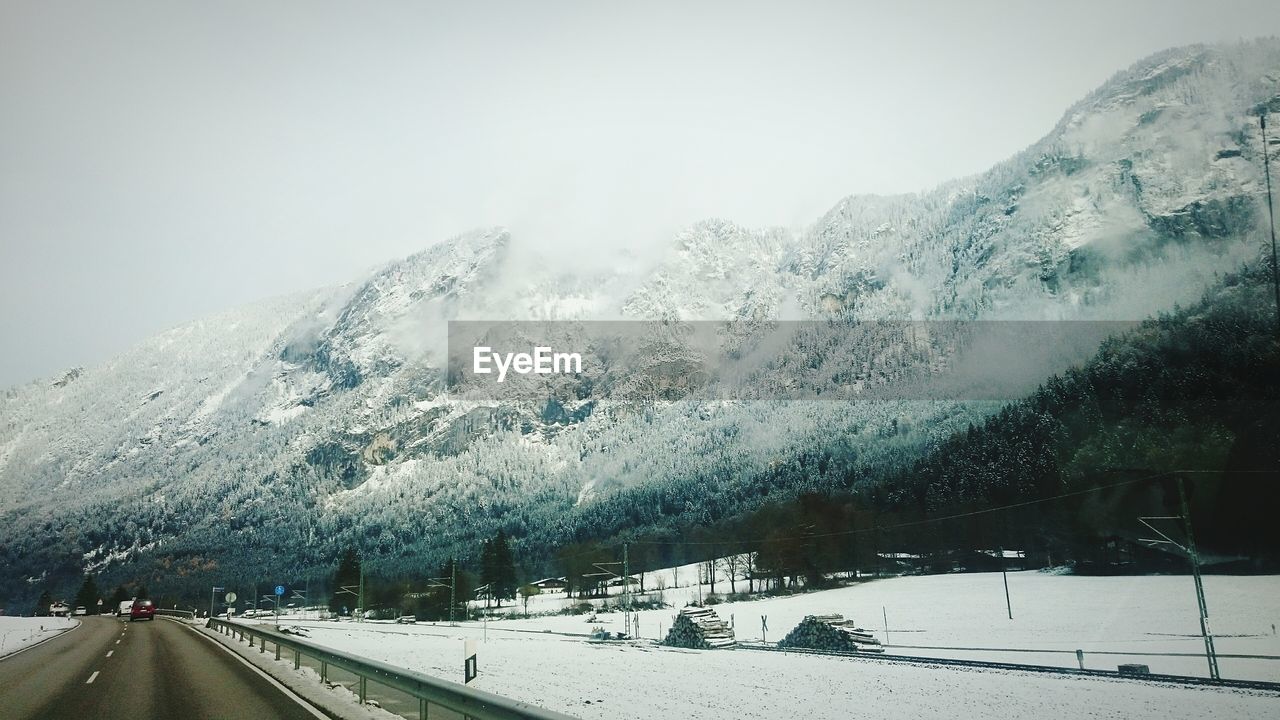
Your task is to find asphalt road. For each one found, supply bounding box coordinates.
[0,615,326,719]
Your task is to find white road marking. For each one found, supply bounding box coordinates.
[85,671,99,684]
[115,640,121,645]
[106,650,114,657]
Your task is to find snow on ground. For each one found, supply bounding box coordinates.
[472,571,1280,681]
[248,572,1280,720]
[0,616,78,657]
[244,618,1279,720]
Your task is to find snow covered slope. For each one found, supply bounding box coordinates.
[2,41,1279,600]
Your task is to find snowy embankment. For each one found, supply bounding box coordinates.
[0,616,78,658]
[250,572,1280,720]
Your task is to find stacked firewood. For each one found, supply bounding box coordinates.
[778,614,884,653]
[662,606,737,649]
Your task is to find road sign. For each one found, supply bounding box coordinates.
[225,592,237,604]
[464,639,478,683]
[96,599,103,606]
[274,585,285,596]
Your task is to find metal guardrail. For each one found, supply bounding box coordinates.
[205,618,579,720]
[738,643,1280,692]
[154,608,196,620]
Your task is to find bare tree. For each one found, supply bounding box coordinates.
[718,554,740,594]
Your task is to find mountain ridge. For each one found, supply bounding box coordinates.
[2,39,1279,602]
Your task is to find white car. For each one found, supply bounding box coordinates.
[73,606,87,616]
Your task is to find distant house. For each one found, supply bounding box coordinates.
[979,549,1027,571]
[1075,535,1184,575]
[941,549,1029,572]
[875,552,926,574]
[531,577,568,592]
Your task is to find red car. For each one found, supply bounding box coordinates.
[129,599,156,621]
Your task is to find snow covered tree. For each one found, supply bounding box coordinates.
[481,531,517,607]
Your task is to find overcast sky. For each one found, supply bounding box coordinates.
[2,1,1280,387]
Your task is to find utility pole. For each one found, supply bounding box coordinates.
[423,563,457,623]
[1261,111,1280,335]
[1137,472,1220,680]
[1176,473,1219,680]
[1000,547,1013,620]
[623,543,631,637]
[358,567,364,623]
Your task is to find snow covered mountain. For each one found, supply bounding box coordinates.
[2,40,1278,599]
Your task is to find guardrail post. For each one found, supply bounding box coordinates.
[205,617,584,720]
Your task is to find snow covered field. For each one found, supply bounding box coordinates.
[472,569,1280,681]
[247,572,1280,720]
[0,616,77,658]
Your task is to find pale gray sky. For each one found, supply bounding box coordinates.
[2,1,1279,387]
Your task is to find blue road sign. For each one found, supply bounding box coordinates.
[275,585,285,596]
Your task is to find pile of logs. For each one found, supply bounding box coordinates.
[662,607,737,649]
[778,614,884,653]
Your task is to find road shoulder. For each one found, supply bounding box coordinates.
[173,619,398,720]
